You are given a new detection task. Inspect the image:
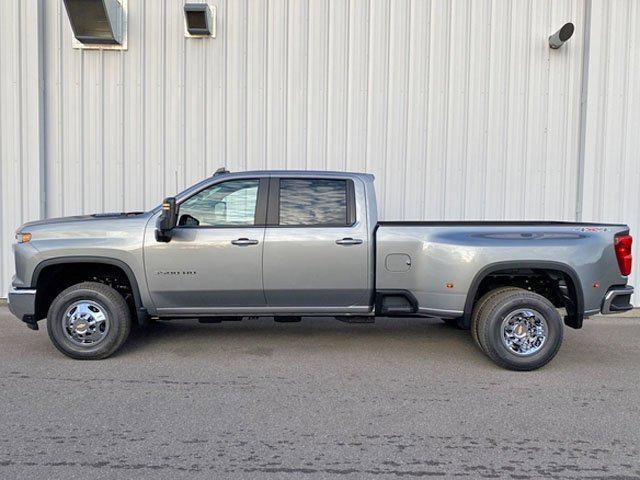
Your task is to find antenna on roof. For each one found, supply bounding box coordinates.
[213,167,230,176]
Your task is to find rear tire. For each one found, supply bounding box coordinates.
[476,288,563,371]
[470,287,521,353]
[47,282,132,360]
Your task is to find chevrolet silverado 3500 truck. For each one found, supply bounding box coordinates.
[8,169,634,370]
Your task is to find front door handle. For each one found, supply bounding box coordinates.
[335,237,363,246]
[231,238,259,246]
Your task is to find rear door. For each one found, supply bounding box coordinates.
[262,176,370,313]
[144,177,268,314]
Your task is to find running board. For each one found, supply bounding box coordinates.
[198,316,241,323]
[274,316,302,322]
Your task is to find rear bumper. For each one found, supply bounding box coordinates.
[8,286,37,324]
[601,285,634,314]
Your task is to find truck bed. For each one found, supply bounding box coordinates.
[377,220,627,227]
[375,221,629,319]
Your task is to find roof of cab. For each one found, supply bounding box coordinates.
[215,169,375,182]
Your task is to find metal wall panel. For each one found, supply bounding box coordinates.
[0,0,44,296]
[36,0,588,214]
[581,0,640,299]
[1,0,638,302]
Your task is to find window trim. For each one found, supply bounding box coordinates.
[174,177,269,229]
[266,177,357,228]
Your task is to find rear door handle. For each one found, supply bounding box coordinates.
[231,238,259,246]
[335,237,363,245]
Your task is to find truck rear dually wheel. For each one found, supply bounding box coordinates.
[47,282,131,360]
[471,287,522,353]
[476,288,563,371]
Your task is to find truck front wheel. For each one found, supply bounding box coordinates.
[476,288,563,371]
[46,282,132,360]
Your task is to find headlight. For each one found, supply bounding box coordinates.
[15,232,32,243]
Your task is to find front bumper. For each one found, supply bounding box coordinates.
[8,286,37,328]
[601,285,634,314]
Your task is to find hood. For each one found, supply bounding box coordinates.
[19,211,147,230]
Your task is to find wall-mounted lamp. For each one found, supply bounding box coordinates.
[63,0,127,50]
[184,3,216,38]
[549,22,575,49]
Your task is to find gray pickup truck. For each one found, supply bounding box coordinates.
[8,169,634,370]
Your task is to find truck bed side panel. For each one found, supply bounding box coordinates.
[375,224,630,317]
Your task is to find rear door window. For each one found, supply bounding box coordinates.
[278,179,349,226]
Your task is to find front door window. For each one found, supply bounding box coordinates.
[178,179,259,227]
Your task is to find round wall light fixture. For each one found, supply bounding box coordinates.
[549,22,575,49]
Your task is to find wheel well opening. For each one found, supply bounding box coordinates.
[34,263,137,321]
[470,268,582,328]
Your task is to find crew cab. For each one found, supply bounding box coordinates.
[8,169,634,370]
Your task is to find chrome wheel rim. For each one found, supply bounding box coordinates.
[500,308,548,356]
[62,300,110,347]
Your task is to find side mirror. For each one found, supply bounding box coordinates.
[155,197,178,242]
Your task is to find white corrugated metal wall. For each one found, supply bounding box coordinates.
[0,1,45,297]
[581,0,640,302]
[0,0,639,299]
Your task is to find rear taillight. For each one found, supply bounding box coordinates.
[614,234,633,276]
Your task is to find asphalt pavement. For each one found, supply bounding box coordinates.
[1,305,639,479]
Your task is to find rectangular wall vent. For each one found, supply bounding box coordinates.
[63,0,128,50]
[184,3,216,38]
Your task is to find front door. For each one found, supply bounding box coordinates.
[144,178,268,314]
[262,177,371,313]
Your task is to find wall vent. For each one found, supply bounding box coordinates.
[184,3,216,38]
[63,0,128,50]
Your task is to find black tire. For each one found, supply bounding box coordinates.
[476,288,563,371]
[47,282,132,360]
[470,287,522,353]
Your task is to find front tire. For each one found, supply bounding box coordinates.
[476,288,563,371]
[47,282,132,360]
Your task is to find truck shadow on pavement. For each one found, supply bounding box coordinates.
[119,316,481,360]
[114,315,635,371]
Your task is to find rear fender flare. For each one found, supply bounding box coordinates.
[462,260,584,328]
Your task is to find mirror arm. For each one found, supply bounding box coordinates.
[155,228,173,243]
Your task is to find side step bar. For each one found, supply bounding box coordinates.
[375,290,419,316]
[601,286,634,314]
